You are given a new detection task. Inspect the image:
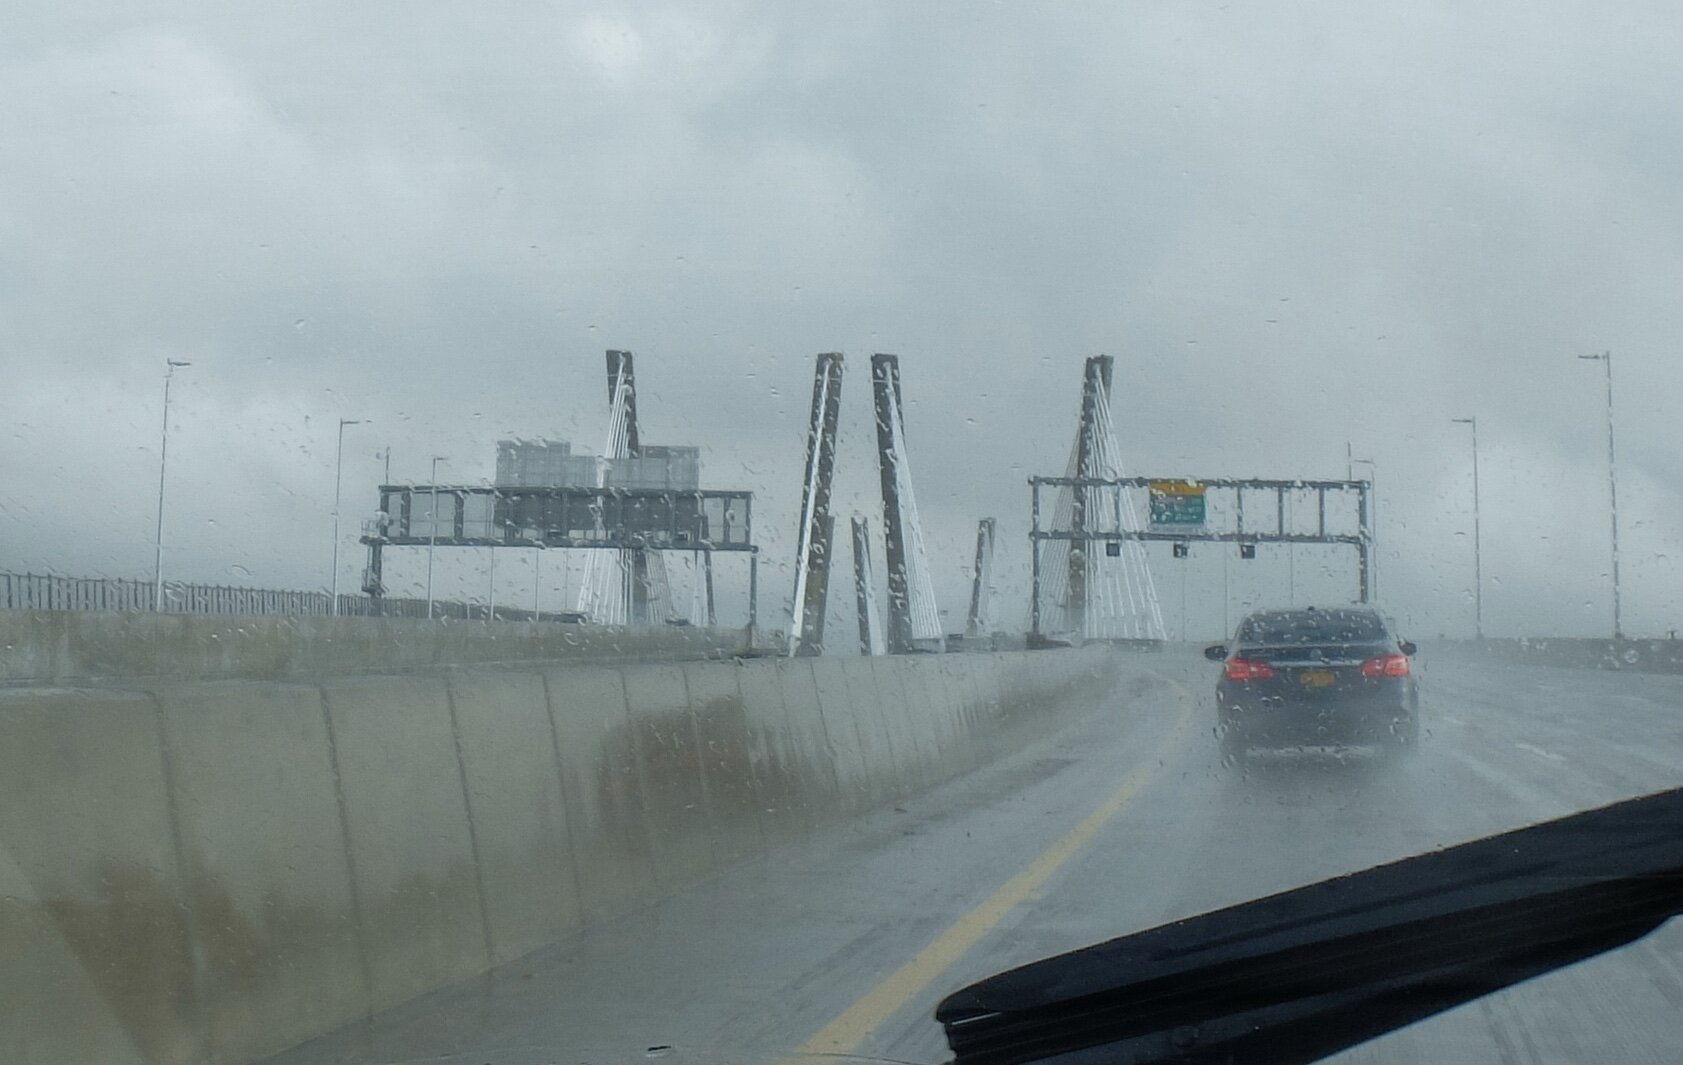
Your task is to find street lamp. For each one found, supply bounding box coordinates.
[330,419,364,616]
[153,360,191,610]
[486,489,499,623]
[1452,418,1483,639]
[533,543,544,618]
[426,456,448,619]
[1348,451,1378,603]
[1578,352,1622,639]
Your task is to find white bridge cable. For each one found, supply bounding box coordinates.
[1035,430,1082,636]
[1083,468,1139,638]
[886,384,943,643]
[1091,385,1167,640]
[643,549,671,622]
[576,370,632,624]
[1084,482,1135,638]
[1036,370,1167,641]
[687,552,708,628]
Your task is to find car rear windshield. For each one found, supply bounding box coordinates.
[1237,610,1389,646]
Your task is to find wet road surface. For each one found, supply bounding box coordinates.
[262,647,1683,1065]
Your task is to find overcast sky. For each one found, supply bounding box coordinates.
[5,1,1683,640]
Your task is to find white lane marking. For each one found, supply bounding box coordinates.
[1515,741,1565,762]
[1444,746,1569,817]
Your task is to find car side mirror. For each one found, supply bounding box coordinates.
[1399,640,1418,656]
[1203,643,1228,662]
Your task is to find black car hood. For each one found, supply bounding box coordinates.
[936,787,1683,1065]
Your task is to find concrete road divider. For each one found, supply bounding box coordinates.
[623,665,717,892]
[320,675,489,1014]
[809,657,873,814]
[1475,636,1683,674]
[0,645,1149,1065]
[154,681,364,1065]
[0,688,185,1065]
[735,662,814,848]
[540,665,659,923]
[446,671,581,966]
[682,661,766,868]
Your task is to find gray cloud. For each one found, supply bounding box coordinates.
[5,1,1682,639]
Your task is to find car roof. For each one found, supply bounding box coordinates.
[1241,605,1384,621]
[1234,606,1396,641]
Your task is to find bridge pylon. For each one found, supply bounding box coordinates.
[789,354,845,656]
[872,354,944,654]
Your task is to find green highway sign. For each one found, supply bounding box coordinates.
[1149,480,1207,528]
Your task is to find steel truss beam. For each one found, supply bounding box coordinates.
[365,485,755,552]
[1029,475,1374,635]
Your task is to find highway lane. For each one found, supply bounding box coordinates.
[261,647,1683,1065]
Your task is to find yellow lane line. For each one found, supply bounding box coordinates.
[785,673,1199,1063]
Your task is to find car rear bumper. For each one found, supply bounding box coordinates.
[1219,696,1415,748]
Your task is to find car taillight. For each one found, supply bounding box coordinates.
[1361,654,1411,678]
[1225,659,1276,681]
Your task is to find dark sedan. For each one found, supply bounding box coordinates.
[1205,606,1420,763]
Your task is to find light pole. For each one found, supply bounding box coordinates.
[330,419,364,616]
[1179,550,1188,639]
[426,456,448,619]
[153,359,191,610]
[1350,454,1378,603]
[533,545,543,618]
[1579,352,1622,639]
[486,500,498,623]
[1452,418,1483,639]
[1287,500,1295,607]
[1222,545,1230,637]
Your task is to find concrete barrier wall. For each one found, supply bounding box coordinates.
[156,681,365,1065]
[0,610,766,686]
[1474,637,1683,674]
[0,645,1144,1065]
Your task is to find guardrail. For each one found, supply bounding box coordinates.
[0,571,579,622]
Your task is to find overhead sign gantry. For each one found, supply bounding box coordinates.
[1029,474,1374,640]
[361,350,760,628]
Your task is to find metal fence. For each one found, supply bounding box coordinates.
[0,572,582,622]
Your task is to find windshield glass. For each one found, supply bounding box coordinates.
[1237,609,1389,646]
[4,4,1681,1065]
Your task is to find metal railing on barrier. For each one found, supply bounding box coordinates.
[0,571,581,622]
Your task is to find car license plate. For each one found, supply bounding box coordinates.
[1299,669,1336,688]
